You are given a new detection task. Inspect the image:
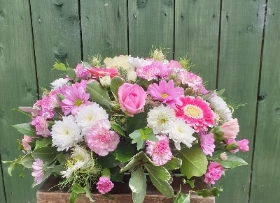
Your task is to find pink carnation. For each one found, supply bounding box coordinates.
[31,158,44,185]
[146,135,172,166]
[74,63,91,79]
[86,120,120,156]
[96,176,114,194]
[204,162,223,185]
[31,115,51,137]
[136,61,168,81]
[237,139,249,152]
[22,135,33,151]
[220,118,239,140]
[225,139,239,153]
[199,132,215,156]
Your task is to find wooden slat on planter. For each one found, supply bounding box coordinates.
[37,176,215,203]
[250,0,280,202]
[81,0,128,58]
[128,0,174,59]
[0,0,38,202]
[216,1,266,203]
[174,0,220,90]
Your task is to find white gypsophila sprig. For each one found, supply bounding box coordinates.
[147,105,176,134]
[51,115,82,151]
[75,103,108,135]
[169,119,196,150]
[50,78,68,90]
[209,95,232,122]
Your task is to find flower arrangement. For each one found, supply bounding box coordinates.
[5,48,249,203]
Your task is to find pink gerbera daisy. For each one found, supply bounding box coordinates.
[60,84,91,115]
[146,135,172,166]
[147,80,184,107]
[175,96,215,132]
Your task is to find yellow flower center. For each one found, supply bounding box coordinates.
[74,99,82,106]
[161,93,168,98]
[184,105,202,118]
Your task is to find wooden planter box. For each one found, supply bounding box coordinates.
[37,176,215,203]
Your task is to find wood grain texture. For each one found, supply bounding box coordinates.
[174,0,220,90]
[30,0,81,89]
[0,0,38,202]
[216,1,266,203]
[0,157,6,203]
[81,0,128,58]
[128,0,174,59]
[250,0,280,202]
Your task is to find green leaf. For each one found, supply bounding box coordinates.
[34,138,52,150]
[163,157,182,171]
[110,77,125,99]
[129,167,147,203]
[84,182,95,202]
[4,158,21,176]
[69,191,79,203]
[86,81,111,110]
[144,164,171,182]
[126,113,147,135]
[110,167,124,183]
[57,153,70,165]
[20,154,34,169]
[214,153,248,169]
[115,141,136,162]
[176,145,208,179]
[53,62,66,71]
[32,147,58,163]
[111,122,125,137]
[196,187,223,198]
[97,153,119,168]
[13,123,36,136]
[66,68,76,79]
[173,191,190,203]
[129,130,145,150]
[72,183,85,194]
[183,179,195,189]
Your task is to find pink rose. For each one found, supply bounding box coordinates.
[237,139,249,152]
[96,176,114,194]
[204,162,223,185]
[220,118,239,140]
[118,83,146,116]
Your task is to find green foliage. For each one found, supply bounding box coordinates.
[111,121,125,137]
[196,187,223,197]
[212,152,248,169]
[13,123,36,136]
[32,147,58,163]
[129,167,147,203]
[176,145,208,179]
[97,153,119,168]
[34,138,52,150]
[177,56,194,71]
[115,140,136,162]
[110,77,125,99]
[53,62,67,71]
[163,157,182,171]
[126,112,147,135]
[129,128,158,150]
[173,189,190,203]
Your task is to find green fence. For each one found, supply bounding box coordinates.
[0,0,279,202]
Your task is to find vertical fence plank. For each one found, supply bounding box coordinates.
[81,0,128,58]
[216,1,266,202]
[174,0,220,90]
[0,160,5,202]
[128,0,174,59]
[30,0,81,89]
[0,0,38,202]
[250,1,280,202]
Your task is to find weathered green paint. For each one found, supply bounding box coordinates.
[0,0,38,202]
[250,0,280,202]
[81,0,128,58]
[174,0,220,90]
[216,1,266,203]
[128,0,174,59]
[30,0,81,89]
[0,159,6,202]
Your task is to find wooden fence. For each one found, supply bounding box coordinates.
[0,0,279,202]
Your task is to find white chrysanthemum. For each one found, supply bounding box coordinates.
[209,95,232,122]
[147,105,176,134]
[75,103,108,134]
[61,146,92,178]
[169,119,196,150]
[51,115,82,151]
[127,57,152,69]
[50,78,68,90]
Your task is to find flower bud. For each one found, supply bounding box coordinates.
[220,152,228,161]
[99,75,111,87]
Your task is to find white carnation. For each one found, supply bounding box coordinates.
[147,105,176,134]
[75,103,108,134]
[209,95,232,122]
[51,115,82,151]
[169,119,196,150]
[50,78,68,90]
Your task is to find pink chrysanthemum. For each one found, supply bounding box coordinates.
[175,96,215,132]
[31,115,51,137]
[60,84,91,115]
[31,158,44,185]
[199,132,215,156]
[204,162,223,185]
[146,135,172,166]
[147,80,184,107]
[136,61,167,81]
[96,176,114,194]
[86,120,120,156]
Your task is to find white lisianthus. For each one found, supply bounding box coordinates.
[99,75,111,87]
[147,105,176,134]
[75,103,108,134]
[50,78,68,90]
[209,95,232,122]
[51,115,82,151]
[169,119,196,150]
